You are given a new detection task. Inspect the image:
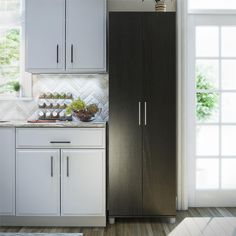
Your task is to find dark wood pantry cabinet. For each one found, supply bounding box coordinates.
[108,12,176,221]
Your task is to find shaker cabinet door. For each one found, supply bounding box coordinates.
[0,128,15,215]
[61,149,105,216]
[108,13,143,216]
[142,13,176,216]
[25,0,65,72]
[16,150,60,216]
[66,0,106,72]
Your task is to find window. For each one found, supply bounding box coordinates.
[0,0,30,98]
[189,0,236,10]
[187,2,236,207]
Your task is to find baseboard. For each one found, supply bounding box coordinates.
[0,216,106,227]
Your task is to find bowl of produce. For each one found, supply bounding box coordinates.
[66,98,100,122]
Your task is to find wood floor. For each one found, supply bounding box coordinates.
[1,208,236,236]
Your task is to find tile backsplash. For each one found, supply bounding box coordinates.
[0,74,109,121]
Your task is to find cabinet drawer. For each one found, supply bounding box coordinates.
[16,128,105,149]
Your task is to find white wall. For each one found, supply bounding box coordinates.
[108,0,176,12]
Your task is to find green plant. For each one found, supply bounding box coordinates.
[66,98,86,114]
[196,72,218,122]
[0,29,20,66]
[65,106,72,115]
[4,80,20,93]
[87,104,99,114]
[66,98,100,122]
[0,29,20,95]
[11,80,20,92]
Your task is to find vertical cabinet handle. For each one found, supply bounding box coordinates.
[71,44,74,63]
[67,156,69,177]
[144,102,147,126]
[56,45,59,63]
[139,102,141,126]
[51,156,53,177]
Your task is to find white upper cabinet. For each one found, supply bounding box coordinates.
[25,0,106,73]
[66,0,106,72]
[0,128,15,216]
[25,0,65,72]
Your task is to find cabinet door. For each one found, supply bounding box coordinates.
[0,128,15,215]
[61,149,105,216]
[25,0,65,72]
[16,149,60,216]
[66,0,106,72]
[109,13,143,216]
[142,13,176,216]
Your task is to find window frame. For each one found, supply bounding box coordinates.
[187,11,236,206]
[0,0,32,100]
[188,0,236,14]
[177,0,236,210]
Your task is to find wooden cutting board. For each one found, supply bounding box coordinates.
[27,120,58,123]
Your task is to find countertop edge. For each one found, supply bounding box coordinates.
[0,121,107,128]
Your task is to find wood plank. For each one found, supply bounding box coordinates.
[1,208,236,236]
[196,208,213,217]
[216,208,234,217]
[226,208,236,216]
[188,208,201,217]
[150,221,167,236]
[207,208,223,217]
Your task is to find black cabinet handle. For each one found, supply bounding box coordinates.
[51,156,53,177]
[71,44,74,63]
[57,44,59,63]
[67,156,69,177]
[50,141,71,144]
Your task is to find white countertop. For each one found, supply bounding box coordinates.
[0,120,106,128]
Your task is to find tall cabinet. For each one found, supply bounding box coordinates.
[109,12,176,220]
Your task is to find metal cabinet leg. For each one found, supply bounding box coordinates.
[168,217,176,224]
[109,217,115,224]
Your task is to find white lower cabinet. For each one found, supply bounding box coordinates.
[0,127,106,226]
[0,128,15,215]
[61,149,105,216]
[16,150,60,216]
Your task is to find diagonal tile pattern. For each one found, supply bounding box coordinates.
[0,74,109,121]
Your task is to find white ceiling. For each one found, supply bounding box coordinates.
[108,0,176,12]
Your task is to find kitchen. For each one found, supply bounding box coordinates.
[1,0,236,236]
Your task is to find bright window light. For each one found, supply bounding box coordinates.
[189,0,236,10]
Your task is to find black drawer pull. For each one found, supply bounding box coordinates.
[50,141,71,144]
[71,44,74,63]
[51,156,53,177]
[67,156,69,177]
[56,45,59,63]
